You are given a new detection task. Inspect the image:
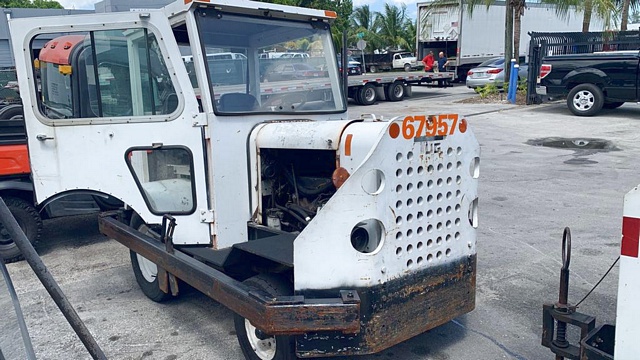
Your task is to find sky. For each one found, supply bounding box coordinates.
[59,0,421,19]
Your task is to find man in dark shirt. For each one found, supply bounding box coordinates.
[437,52,450,87]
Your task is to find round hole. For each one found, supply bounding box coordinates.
[407,229,413,237]
[455,232,461,240]
[446,220,452,228]
[437,178,443,186]
[447,147,453,156]
[427,165,434,173]
[455,204,461,212]
[437,222,443,230]
[447,162,453,170]
[437,251,443,259]
[455,218,461,226]
[361,169,386,195]
[407,259,413,268]
[350,219,386,254]
[456,190,461,198]
[417,241,423,250]
[437,193,443,201]
[456,175,462,184]
[417,166,424,175]
[407,244,413,253]
[396,169,403,177]
[396,247,402,255]
[427,239,433,247]
[437,208,443,216]
[417,196,424,205]
[407,183,414,192]
[457,147,462,155]
[417,256,424,265]
[447,177,453,185]
[396,216,403,225]
[417,227,424,235]
[396,232,403,240]
[427,254,433,262]
[417,181,424,190]
[427,210,434,218]
[427,224,433,233]
[407,214,414,222]
[436,236,442,245]
[437,164,444,172]
[446,234,452,242]
[396,184,403,193]
[396,200,403,209]
[407,167,414,176]
[417,211,424,220]
[427,195,433,203]
[446,206,452,214]
[447,192,452,200]
[396,153,403,162]
[427,180,434,188]
[446,248,451,257]
[407,151,414,160]
[457,161,462,169]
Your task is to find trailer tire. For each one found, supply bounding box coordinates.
[234,274,295,360]
[350,87,362,105]
[0,197,42,263]
[130,214,171,302]
[404,63,411,72]
[567,83,604,116]
[369,65,378,73]
[0,104,23,120]
[385,81,405,102]
[358,83,377,106]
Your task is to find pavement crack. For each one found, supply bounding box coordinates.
[452,319,528,360]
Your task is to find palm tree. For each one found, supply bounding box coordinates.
[350,5,383,52]
[375,4,412,51]
[541,0,617,32]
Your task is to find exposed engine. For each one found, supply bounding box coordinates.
[259,148,338,232]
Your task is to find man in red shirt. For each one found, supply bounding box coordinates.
[422,51,434,72]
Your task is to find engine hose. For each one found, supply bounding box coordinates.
[287,203,315,217]
[283,169,333,196]
[275,204,308,226]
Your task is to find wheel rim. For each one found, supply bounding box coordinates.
[572,90,594,111]
[364,88,375,102]
[393,84,404,98]
[0,217,25,246]
[244,319,276,360]
[136,253,158,283]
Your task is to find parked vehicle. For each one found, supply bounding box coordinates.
[337,56,362,75]
[466,57,529,89]
[264,62,327,82]
[539,52,639,116]
[9,1,480,358]
[362,51,420,72]
[417,1,600,81]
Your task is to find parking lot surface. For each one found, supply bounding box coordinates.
[2,84,636,359]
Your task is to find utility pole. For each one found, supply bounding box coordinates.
[504,0,514,81]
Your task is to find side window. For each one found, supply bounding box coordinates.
[126,147,196,215]
[32,28,178,121]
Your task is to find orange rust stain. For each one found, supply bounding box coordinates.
[459,119,468,133]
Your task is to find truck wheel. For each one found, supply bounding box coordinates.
[350,87,362,105]
[385,81,405,102]
[603,101,624,109]
[234,274,295,360]
[0,197,42,263]
[404,63,411,72]
[567,84,604,116]
[129,214,171,302]
[0,104,23,120]
[358,83,377,106]
[369,65,377,73]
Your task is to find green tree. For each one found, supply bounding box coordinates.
[350,5,383,52]
[375,3,411,51]
[0,0,62,8]
[541,0,618,32]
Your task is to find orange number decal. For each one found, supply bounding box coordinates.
[402,116,415,139]
[426,115,437,137]
[436,114,449,135]
[415,115,426,138]
[449,114,458,135]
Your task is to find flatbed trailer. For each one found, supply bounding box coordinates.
[347,71,455,105]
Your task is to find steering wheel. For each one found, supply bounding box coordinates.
[263,92,307,111]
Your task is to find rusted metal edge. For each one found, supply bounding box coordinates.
[98,213,360,335]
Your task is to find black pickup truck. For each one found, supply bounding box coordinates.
[539,51,639,116]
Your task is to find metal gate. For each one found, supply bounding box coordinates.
[526,30,640,104]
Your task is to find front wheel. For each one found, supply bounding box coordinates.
[567,83,604,116]
[0,197,42,263]
[403,63,411,72]
[129,215,171,302]
[234,274,295,360]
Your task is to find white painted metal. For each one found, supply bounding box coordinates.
[294,117,480,290]
[244,319,276,360]
[615,185,640,359]
[9,11,211,245]
[137,253,159,283]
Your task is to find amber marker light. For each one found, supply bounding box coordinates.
[389,122,400,139]
[324,10,337,18]
[459,119,468,133]
[332,167,350,189]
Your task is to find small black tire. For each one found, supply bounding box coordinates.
[129,214,171,302]
[403,63,411,72]
[385,81,405,102]
[0,104,23,120]
[0,197,42,263]
[567,83,604,116]
[350,87,362,105]
[234,274,295,360]
[603,101,624,109]
[369,65,377,73]
[358,83,377,106]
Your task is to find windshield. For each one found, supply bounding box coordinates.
[195,10,345,115]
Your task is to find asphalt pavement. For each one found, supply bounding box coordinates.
[2,84,636,359]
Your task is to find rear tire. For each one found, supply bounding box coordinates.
[129,214,171,302]
[385,81,405,102]
[358,83,377,106]
[0,197,42,263]
[234,274,295,360]
[369,65,377,73]
[567,83,604,116]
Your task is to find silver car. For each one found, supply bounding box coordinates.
[466,57,528,89]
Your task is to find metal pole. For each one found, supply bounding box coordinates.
[0,257,36,359]
[0,197,107,360]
